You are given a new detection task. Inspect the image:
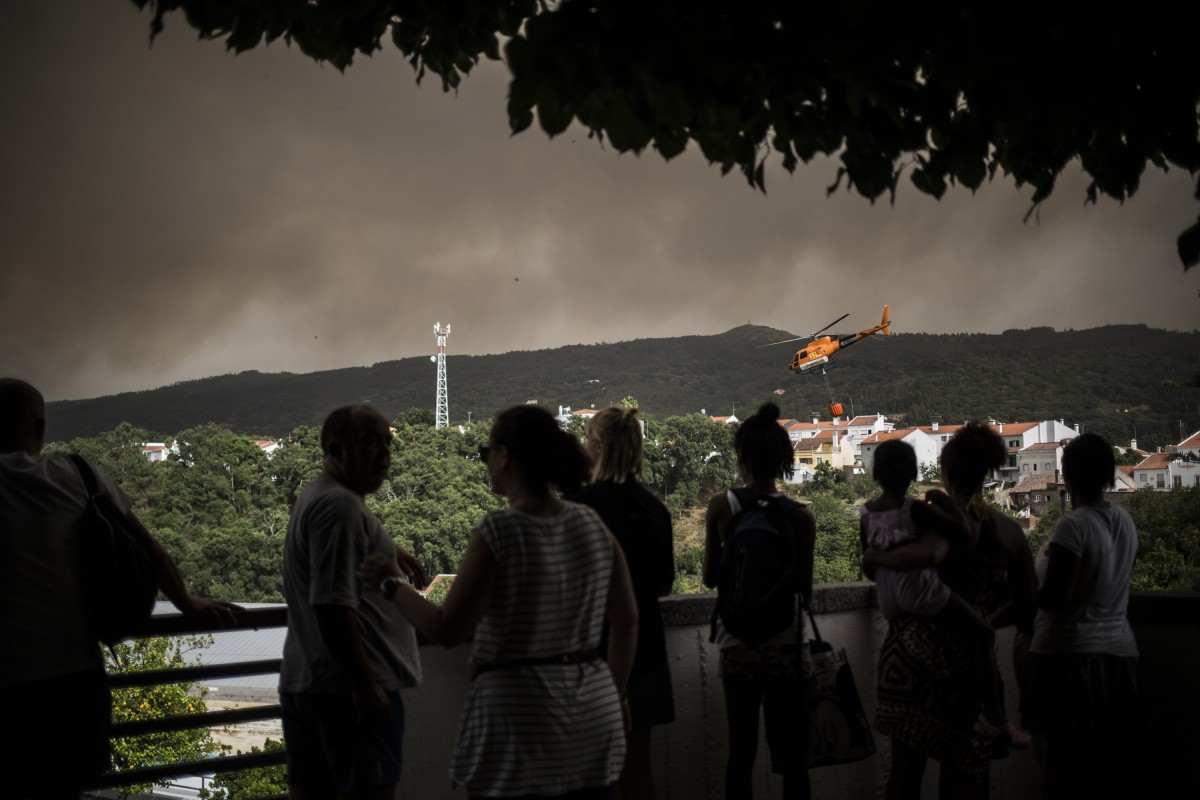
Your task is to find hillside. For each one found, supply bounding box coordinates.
[46,324,1200,450]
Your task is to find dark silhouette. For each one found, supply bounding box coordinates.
[703,402,816,800]
[278,403,426,800]
[572,405,676,800]
[0,378,239,800]
[871,422,1037,800]
[358,404,638,797]
[1020,433,1139,800]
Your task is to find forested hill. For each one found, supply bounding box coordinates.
[48,324,1200,450]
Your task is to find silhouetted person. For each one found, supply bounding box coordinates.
[572,406,675,800]
[872,422,1037,800]
[1020,433,1139,800]
[0,378,239,800]
[358,405,637,798]
[703,403,816,800]
[279,403,426,800]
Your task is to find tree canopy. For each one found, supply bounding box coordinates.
[134,1,1200,266]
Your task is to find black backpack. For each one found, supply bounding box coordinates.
[69,454,158,648]
[710,488,802,648]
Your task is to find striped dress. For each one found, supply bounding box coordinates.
[450,502,626,797]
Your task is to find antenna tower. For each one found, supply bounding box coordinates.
[433,322,451,429]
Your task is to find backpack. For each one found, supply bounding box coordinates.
[710,488,803,648]
[69,454,158,648]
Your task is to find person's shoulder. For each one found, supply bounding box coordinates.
[297,474,361,514]
[707,488,733,516]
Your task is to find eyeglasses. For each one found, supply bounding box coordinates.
[478,445,490,463]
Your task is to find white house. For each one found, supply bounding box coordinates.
[860,428,938,475]
[1133,452,1200,490]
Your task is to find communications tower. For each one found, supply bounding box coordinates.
[432,322,451,429]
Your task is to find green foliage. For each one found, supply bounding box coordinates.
[201,738,287,800]
[643,414,736,518]
[424,576,454,605]
[672,545,708,595]
[812,461,843,493]
[1124,487,1200,591]
[920,462,942,484]
[136,2,1200,266]
[802,493,863,584]
[107,636,223,796]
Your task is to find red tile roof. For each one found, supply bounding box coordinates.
[1023,442,1060,452]
[863,429,914,444]
[1180,430,1200,448]
[1134,453,1177,471]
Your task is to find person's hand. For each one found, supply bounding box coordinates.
[357,553,402,589]
[861,548,879,581]
[352,680,391,726]
[395,547,429,589]
[179,596,243,626]
[924,488,953,510]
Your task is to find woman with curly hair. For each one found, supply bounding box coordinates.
[868,422,1036,800]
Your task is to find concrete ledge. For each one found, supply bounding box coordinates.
[659,582,878,628]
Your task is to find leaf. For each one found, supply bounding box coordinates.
[1177,217,1200,270]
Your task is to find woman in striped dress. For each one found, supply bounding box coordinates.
[359,405,638,799]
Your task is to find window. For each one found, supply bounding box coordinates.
[1173,476,1182,488]
[1139,473,1147,483]
[1033,463,1038,472]
[1045,463,1054,473]
[1010,440,1020,448]
[1156,474,1165,488]
[1023,464,1029,472]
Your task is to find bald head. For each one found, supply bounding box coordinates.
[0,378,46,454]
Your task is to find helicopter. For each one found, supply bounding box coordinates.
[759,305,892,374]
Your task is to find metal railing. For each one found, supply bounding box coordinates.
[85,607,288,794]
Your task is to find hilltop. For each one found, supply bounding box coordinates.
[46,324,1200,450]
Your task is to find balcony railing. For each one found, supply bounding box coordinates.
[84,588,1199,799]
[86,607,288,795]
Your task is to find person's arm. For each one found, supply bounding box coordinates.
[791,505,816,607]
[605,531,639,695]
[124,510,241,624]
[910,499,970,548]
[313,604,390,724]
[702,492,731,588]
[1037,543,1081,614]
[862,531,950,572]
[359,527,497,647]
[991,519,1038,634]
[654,506,676,598]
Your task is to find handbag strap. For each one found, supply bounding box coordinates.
[805,604,824,644]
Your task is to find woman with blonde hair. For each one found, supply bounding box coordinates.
[571,405,675,800]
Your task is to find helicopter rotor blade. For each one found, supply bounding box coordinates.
[809,313,850,338]
[755,336,808,348]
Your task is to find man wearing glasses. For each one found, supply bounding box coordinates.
[280,403,427,800]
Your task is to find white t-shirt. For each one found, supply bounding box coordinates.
[280,474,421,693]
[0,452,131,688]
[1032,504,1139,657]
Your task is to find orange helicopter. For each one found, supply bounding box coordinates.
[760,305,892,374]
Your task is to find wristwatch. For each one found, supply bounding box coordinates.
[380,576,404,598]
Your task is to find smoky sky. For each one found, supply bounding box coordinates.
[3,2,1198,402]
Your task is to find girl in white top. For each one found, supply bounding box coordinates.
[1021,433,1139,800]
[359,405,637,799]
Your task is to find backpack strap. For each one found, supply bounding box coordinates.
[68,453,101,497]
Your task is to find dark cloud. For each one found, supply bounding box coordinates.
[2,3,1197,401]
